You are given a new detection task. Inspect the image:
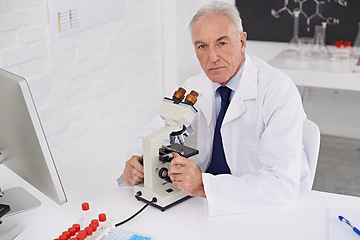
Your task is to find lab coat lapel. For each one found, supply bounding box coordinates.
[195,78,215,128]
[223,55,258,125]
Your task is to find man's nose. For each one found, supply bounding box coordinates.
[208,47,219,62]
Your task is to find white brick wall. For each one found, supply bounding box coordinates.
[0,0,164,166]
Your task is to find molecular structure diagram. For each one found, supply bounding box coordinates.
[271,0,348,31]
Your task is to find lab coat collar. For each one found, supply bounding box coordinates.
[223,54,258,125]
[187,73,215,128]
[192,54,258,128]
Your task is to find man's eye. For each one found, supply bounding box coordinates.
[219,42,227,46]
[198,45,206,49]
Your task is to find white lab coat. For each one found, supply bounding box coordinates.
[121,54,310,216]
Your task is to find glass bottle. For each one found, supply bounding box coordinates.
[288,10,301,52]
[352,22,360,58]
[315,22,329,58]
[312,25,323,54]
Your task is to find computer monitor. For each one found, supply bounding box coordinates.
[0,68,67,216]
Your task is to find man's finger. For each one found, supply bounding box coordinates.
[170,154,188,166]
[170,163,185,174]
[130,156,144,172]
[130,167,144,179]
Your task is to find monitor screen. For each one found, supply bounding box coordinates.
[0,68,67,215]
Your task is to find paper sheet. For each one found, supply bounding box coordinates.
[329,208,360,240]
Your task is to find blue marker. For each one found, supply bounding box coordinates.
[338,215,360,236]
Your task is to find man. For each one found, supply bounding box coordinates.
[120,1,310,216]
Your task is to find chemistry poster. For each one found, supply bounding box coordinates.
[48,0,125,40]
[236,0,360,44]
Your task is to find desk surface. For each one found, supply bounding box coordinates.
[247,41,360,91]
[1,152,360,240]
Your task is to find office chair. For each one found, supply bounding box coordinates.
[303,119,321,189]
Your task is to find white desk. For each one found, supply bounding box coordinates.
[246,40,360,91]
[1,152,360,240]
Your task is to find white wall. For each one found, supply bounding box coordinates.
[0,0,164,164]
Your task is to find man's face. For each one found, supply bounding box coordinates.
[192,15,246,85]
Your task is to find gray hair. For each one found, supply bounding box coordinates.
[189,1,243,36]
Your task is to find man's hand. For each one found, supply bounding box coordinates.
[122,155,144,185]
[168,153,206,197]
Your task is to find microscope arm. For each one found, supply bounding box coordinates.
[142,125,181,190]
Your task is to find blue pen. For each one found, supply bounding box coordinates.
[338,215,360,236]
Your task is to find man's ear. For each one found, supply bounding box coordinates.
[240,32,247,53]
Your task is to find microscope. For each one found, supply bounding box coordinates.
[133,87,199,211]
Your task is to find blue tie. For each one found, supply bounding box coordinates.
[207,86,232,175]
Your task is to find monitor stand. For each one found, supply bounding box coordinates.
[0,187,41,216]
[0,224,23,240]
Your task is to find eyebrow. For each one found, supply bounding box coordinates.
[216,36,230,42]
[194,40,206,46]
[193,36,230,46]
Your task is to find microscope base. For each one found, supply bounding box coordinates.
[135,195,191,212]
[134,183,190,211]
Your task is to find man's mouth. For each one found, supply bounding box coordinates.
[209,66,225,71]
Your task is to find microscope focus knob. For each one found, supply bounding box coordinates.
[158,167,168,179]
[158,167,172,183]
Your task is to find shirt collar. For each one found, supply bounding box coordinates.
[212,57,245,95]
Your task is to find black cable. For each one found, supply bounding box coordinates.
[115,198,156,227]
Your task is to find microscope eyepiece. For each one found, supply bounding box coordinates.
[185,90,199,105]
[170,87,198,106]
[172,87,186,104]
